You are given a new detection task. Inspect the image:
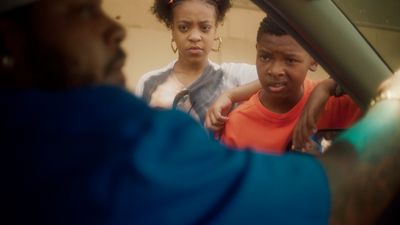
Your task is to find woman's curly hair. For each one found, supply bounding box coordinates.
[151,0,232,29]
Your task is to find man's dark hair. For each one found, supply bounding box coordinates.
[256,16,287,42]
[0,5,33,29]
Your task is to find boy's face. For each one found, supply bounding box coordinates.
[256,33,317,100]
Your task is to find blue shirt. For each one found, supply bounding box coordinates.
[3,86,330,225]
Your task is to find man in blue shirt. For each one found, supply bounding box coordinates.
[1,0,399,225]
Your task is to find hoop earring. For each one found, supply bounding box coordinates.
[211,37,222,52]
[170,39,178,54]
[1,55,14,69]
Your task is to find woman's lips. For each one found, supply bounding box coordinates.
[187,47,203,54]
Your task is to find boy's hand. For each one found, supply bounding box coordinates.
[205,93,232,132]
[292,79,337,150]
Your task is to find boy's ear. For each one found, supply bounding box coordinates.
[309,60,318,72]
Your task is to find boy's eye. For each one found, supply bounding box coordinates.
[259,54,271,62]
[286,58,299,64]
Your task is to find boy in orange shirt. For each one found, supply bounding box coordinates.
[219,17,362,154]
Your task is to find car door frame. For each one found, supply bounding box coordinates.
[251,0,393,109]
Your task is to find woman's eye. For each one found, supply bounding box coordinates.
[178,25,189,32]
[201,25,212,32]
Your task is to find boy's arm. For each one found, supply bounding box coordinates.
[205,80,261,132]
[292,78,337,149]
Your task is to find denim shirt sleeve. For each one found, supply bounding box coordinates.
[8,87,330,225]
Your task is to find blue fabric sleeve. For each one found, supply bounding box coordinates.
[127,109,330,225]
[6,86,330,225]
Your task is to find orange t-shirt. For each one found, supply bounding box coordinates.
[221,79,362,154]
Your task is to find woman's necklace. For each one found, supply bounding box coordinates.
[172,61,206,89]
[172,68,202,89]
[171,71,187,90]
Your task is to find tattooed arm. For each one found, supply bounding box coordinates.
[320,72,400,225]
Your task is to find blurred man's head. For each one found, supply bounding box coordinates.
[0,0,126,90]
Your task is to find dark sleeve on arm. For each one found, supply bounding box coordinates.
[17,90,330,225]
[119,109,331,225]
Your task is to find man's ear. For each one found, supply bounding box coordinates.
[0,19,26,67]
[309,60,318,72]
[0,21,11,54]
[0,19,32,88]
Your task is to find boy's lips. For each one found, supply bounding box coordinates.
[268,82,287,93]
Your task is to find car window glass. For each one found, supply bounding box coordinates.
[333,0,400,72]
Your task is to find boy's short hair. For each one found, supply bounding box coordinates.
[256,16,287,42]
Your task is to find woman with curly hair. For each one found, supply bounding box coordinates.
[136,0,258,124]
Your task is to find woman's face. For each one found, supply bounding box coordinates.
[171,0,218,64]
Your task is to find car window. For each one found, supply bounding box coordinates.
[251,0,393,107]
[333,0,400,72]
